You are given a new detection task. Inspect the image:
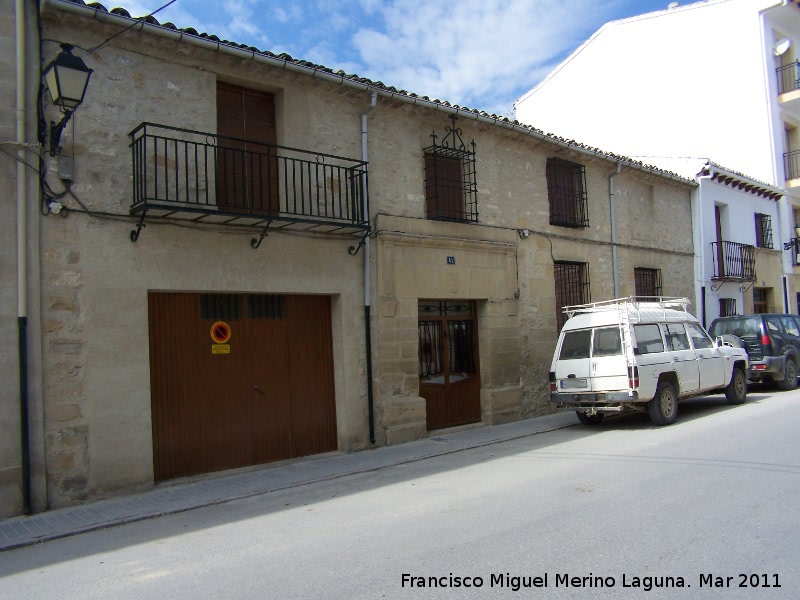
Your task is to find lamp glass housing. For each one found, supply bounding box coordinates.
[43,44,93,110]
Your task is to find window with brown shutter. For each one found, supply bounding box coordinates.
[422,115,478,223]
[216,82,279,214]
[425,153,466,221]
[546,157,589,228]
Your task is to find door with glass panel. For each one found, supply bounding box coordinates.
[418,300,481,430]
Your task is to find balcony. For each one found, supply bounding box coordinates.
[129,123,369,245]
[710,241,756,282]
[785,149,800,185]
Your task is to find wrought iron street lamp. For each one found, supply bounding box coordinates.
[783,221,800,250]
[43,44,93,155]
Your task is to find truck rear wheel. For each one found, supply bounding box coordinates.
[724,367,747,405]
[648,382,678,425]
[576,411,604,425]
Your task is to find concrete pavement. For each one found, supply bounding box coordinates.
[0,411,578,552]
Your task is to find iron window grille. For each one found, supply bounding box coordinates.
[423,115,478,223]
[554,261,591,330]
[634,268,663,299]
[755,213,773,249]
[418,300,477,379]
[200,294,243,320]
[719,298,737,317]
[546,157,589,228]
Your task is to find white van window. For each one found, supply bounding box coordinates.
[686,322,713,349]
[559,330,591,360]
[592,327,622,357]
[633,324,664,355]
[663,323,690,351]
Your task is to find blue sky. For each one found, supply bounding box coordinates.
[119,0,677,117]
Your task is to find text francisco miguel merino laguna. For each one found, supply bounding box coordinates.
[401,572,782,592]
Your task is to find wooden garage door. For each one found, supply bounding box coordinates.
[148,293,337,481]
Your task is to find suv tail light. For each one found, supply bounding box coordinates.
[628,365,639,389]
[549,371,557,392]
[761,333,771,350]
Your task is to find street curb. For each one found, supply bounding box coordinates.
[0,412,578,552]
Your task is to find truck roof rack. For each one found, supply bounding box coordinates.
[562,296,691,319]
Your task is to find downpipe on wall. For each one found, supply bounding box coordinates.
[609,162,622,297]
[16,0,31,515]
[362,91,377,444]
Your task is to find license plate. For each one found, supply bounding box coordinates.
[560,378,587,389]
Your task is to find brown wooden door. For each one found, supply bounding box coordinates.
[148,293,336,480]
[418,300,481,430]
[216,82,279,214]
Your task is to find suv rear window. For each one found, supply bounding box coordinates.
[592,327,622,357]
[633,324,664,355]
[558,327,622,360]
[709,317,761,338]
[559,330,591,360]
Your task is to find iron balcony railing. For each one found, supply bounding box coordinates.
[784,149,800,181]
[776,62,800,95]
[710,241,756,281]
[130,123,369,233]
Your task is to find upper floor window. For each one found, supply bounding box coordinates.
[754,213,773,249]
[554,261,590,330]
[424,115,478,223]
[546,157,589,228]
[634,267,663,299]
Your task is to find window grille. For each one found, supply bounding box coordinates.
[554,262,590,330]
[248,294,286,320]
[719,298,737,317]
[417,300,477,379]
[423,115,478,223]
[754,214,773,249]
[634,268,663,299]
[200,294,243,320]
[546,157,589,228]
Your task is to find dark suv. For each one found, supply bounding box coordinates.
[708,314,800,390]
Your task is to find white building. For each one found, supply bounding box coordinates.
[515,0,800,317]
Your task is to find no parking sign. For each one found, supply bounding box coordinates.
[210,321,231,354]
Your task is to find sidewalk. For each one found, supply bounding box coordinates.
[0,412,577,552]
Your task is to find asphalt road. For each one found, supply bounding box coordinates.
[1,386,798,599]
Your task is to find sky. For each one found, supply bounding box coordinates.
[115,0,679,117]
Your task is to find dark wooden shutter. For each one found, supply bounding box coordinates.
[425,154,465,221]
[216,83,279,213]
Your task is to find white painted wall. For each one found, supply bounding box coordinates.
[515,0,779,184]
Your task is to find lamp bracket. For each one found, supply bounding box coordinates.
[50,109,74,156]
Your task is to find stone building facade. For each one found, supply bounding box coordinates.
[1,0,696,517]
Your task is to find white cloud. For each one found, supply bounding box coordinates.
[350,0,616,114]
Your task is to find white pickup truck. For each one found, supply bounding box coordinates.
[549,297,749,426]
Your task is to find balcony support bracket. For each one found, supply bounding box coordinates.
[348,230,371,256]
[251,221,272,249]
[130,211,147,243]
[740,282,755,294]
[711,281,724,292]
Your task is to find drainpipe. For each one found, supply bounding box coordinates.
[609,162,622,297]
[361,91,377,444]
[16,0,31,514]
